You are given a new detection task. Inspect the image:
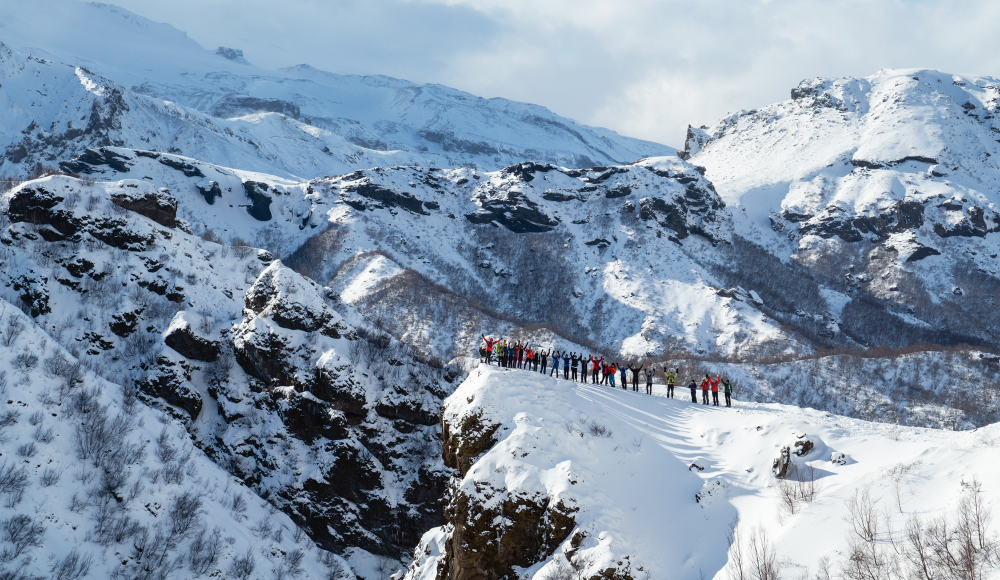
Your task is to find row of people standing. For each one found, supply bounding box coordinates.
[481,336,734,407]
[482,336,658,392]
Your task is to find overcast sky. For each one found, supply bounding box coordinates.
[112,0,1000,148]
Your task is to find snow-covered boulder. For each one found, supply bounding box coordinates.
[163,310,221,362]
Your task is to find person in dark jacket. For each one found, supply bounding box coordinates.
[570,353,578,381]
[723,378,733,407]
[643,367,654,395]
[540,350,548,375]
[689,379,698,403]
[631,365,643,391]
[562,352,571,379]
[620,364,628,390]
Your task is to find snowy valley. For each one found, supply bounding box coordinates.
[0,1,999,578]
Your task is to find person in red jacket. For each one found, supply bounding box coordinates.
[701,375,710,405]
[516,343,525,369]
[711,375,720,406]
[525,346,534,370]
[591,356,602,384]
[481,335,498,365]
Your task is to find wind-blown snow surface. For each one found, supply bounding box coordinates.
[0,298,352,578]
[685,69,1000,348]
[0,0,673,178]
[406,365,1000,579]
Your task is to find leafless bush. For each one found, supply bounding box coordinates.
[74,404,137,466]
[188,527,223,574]
[50,548,94,580]
[777,463,821,518]
[12,350,38,372]
[230,491,248,521]
[39,466,61,487]
[231,237,254,260]
[586,419,613,438]
[747,525,783,580]
[0,514,44,562]
[0,462,28,505]
[251,516,274,540]
[15,442,36,459]
[0,411,16,427]
[33,425,54,443]
[162,451,192,485]
[727,517,748,580]
[168,491,203,538]
[154,428,177,463]
[229,547,256,580]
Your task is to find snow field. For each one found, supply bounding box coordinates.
[409,364,1000,579]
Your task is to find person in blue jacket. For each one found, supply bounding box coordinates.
[550,351,561,377]
[620,364,629,390]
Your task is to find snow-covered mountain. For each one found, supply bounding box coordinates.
[42,145,782,362]
[0,0,673,179]
[684,69,1000,350]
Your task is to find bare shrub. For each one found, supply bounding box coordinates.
[50,548,94,580]
[230,491,248,521]
[0,514,45,562]
[39,466,61,487]
[189,527,223,574]
[229,547,256,580]
[168,491,203,538]
[27,411,43,426]
[15,442,36,458]
[0,411,17,427]
[747,525,783,580]
[33,425,54,444]
[230,237,255,260]
[586,419,613,438]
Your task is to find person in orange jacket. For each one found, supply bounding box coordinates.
[711,375,720,406]
[481,335,498,365]
[608,363,618,388]
[700,374,710,405]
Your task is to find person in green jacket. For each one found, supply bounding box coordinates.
[664,367,677,398]
[723,378,733,407]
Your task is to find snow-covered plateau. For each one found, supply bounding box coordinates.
[406,365,1000,580]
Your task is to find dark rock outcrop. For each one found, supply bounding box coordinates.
[163,312,221,362]
[110,187,178,228]
[242,181,273,221]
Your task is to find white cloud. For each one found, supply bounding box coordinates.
[112,0,1000,148]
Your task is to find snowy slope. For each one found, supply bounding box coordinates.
[0,298,353,579]
[0,168,460,575]
[406,364,1000,579]
[0,0,673,177]
[684,69,1000,349]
